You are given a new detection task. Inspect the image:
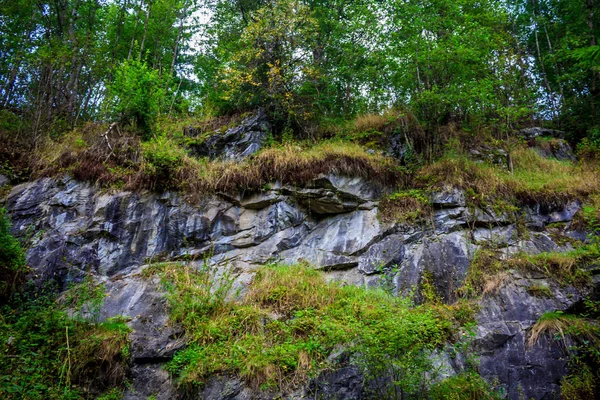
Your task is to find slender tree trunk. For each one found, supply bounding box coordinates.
[170,7,187,77]
[587,0,598,121]
[138,0,153,62]
[128,0,144,60]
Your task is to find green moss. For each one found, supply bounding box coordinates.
[152,262,473,395]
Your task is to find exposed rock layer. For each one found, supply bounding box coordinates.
[5,175,596,400]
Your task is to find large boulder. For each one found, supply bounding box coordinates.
[190,110,271,160]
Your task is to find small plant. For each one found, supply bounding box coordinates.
[379,189,432,223]
[527,283,553,298]
[0,207,28,300]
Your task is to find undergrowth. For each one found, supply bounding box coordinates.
[379,189,432,224]
[0,279,131,399]
[147,262,485,397]
[0,208,28,301]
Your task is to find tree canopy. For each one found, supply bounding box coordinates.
[0,0,598,142]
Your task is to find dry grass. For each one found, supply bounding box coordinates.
[527,311,599,348]
[35,125,406,196]
[177,140,406,196]
[420,146,600,207]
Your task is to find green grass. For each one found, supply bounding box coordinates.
[0,283,131,399]
[149,262,479,396]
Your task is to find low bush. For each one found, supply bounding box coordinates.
[0,281,131,399]
[0,208,27,301]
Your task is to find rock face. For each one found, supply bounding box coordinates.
[519,127,565,140]
[190,110,271,160]
[4,175,597,400]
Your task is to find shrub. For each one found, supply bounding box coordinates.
[0,283,130,399]
[0,207,27,300]
[105,60,166,138]
[141,135,187,191]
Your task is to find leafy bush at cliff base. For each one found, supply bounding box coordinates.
[0,282,131,399]
[0,208,27,300]
[153,262,489,396]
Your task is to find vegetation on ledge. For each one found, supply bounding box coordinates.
[145,261,490,397]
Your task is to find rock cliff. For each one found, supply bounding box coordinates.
[5,170,597,399]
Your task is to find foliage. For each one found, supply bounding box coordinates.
[379,189,432,224]
[0,208,27,301]
[105,60,167,138]
[429,371,501,400]
[0,283,130,399]
[148,262,476,394]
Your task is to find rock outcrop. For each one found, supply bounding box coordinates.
[189,110,271,160]
[4,174,597,400]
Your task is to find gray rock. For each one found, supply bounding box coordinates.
[190,110,271,161]
[519,127,565,140]
[431,187,466,208]
[0,174,8,188]
[283,174,378,215]
[125,363,178,400]
[5,176,595,400]
[310,366,364,400]
[475,272,581,400]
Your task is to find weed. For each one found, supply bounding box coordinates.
[379,189,432,224]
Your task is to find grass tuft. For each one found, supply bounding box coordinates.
[527,311,599,348]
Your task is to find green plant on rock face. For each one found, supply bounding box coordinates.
[0,207,27,301]
[158,262,478,396]
[0,282,131,399]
